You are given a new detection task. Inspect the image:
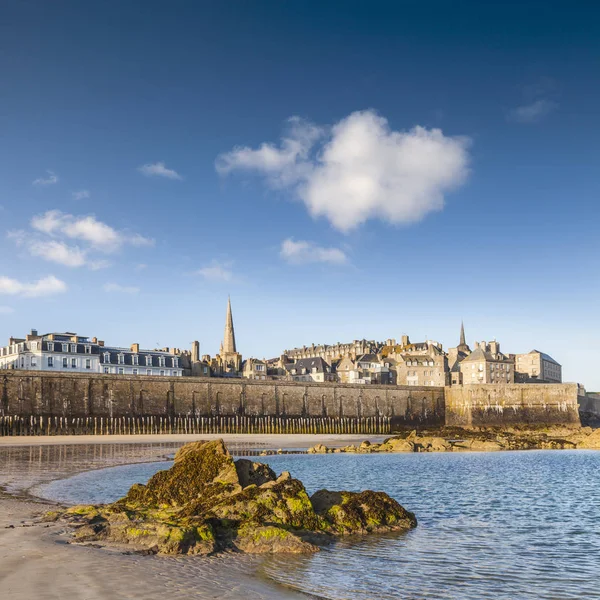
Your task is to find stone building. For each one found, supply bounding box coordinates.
[393,337,448,387]
[459,341,514,385]
[283,338,394,363]
[284,357,336,383]
[448,322,471,385]
[515,350,562,383]
[100,344,182,377]
[242,358,268,380]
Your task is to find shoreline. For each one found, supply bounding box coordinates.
[0,434,378,600]
[0,432,386,448]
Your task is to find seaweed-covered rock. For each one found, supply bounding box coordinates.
[311,490,417,534]
[54,439,416,556]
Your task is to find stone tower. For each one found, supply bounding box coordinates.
[223,296,237,354]
[218,297,242,376]
[457,321,470,354]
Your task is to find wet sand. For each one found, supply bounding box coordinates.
[0,434,378,599]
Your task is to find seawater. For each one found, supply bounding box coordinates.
[36,451,600,600]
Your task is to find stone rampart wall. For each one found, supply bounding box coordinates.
[445,383,580,427]
[0,371,445,429]
[0,371,581,434]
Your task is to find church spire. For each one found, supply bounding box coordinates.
[222,296,236,354]
[460,320,466,347]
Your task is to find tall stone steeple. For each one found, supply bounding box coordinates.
[457,320,470,353]
[222,296,236,354]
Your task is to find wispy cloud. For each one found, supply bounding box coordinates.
[196,261,234,282]
[280,238,348,265]
[135,263,147,271]
[32,170,59,186]
[507,99,558,124]
[138,161,182,180]
[0,275,67,297]
[72,190,90,200]
[103,282,140,294]
[0,306,15,314]
[217,110,470,232]
[8,210,154,270]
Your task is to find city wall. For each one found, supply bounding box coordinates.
[0,371,581,435]
[445,383,581,427]
[0,371,445,434]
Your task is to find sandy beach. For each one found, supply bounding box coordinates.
[0,434,379,600]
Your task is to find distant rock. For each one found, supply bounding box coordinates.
[53,439,416,555]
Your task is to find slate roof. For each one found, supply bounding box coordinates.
[100,347,178,368]
[531,350,561,366]
[285,357,331,374]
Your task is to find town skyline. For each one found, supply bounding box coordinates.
[1,2,599,388]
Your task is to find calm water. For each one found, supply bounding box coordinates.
[35,450,600,600]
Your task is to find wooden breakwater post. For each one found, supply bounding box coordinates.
[0,414,392,436]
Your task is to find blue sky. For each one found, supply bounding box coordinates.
[1,1,599,387]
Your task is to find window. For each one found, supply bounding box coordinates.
[62,344,68,352]
[118,354,124,365]
[173,357,179,368]
[85,358,91,369]
[71,344,77,353]
[47,357,53,367]
[146,356,153,366]
[63,357,68,368]
[291,369,296,375]
[85,345,91,354]
[159,356,166,367]
[133,355,139,366]
[160,370,165,376]
[118,368,124,375]
[48,342,54,352]
[104,367,109,374]
[71,358,77,368]
[31,357,37,367]
[31,342,37,351]
[147,369,152,375]
[132,368,138,375]
[104,352,110,363]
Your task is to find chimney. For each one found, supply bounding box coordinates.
[92,337,98,344]
[98,340,105,347]
[401,335,410,347]
[192,341,200,363]
[131,343,140,353]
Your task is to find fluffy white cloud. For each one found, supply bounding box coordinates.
[138,162,182,180]
[280,238,347,265]
[0,275,67,297]
[196,261,234,282]
[72,190,90,200]
[32,170,59,186]
[216,110,470,232]
[103,283,140,294]
[508,99,558,124]
[30,210,154,253]
[28,240,87,268]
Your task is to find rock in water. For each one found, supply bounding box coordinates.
[54,439,417,555]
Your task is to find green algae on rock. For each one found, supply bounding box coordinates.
[53,439,416,555]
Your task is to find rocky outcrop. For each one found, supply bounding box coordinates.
[52,439,416,556]
[307,426,600,454]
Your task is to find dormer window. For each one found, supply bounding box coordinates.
[103,352,110,363]
[118,354,125,365]
[71,344,77,353]
[291,369,296,375]
[85,345,91,354]
[133,355,139,366]
[159,356,166,367]
[62,344,68,352]
[173,357,179,368]
[146,356,153,366]
[48,342,54,352]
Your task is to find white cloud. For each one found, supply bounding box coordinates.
[280,238,348,265]
[196,261,234,282]
[138,161,182,180]
[30,210,154,253]
[103,283,140,294]
[88,259,111,271]
[507,99,558,124]
[0,306,14,314]
[28,240,88,268]
[0,275,67,297]
[72,190,90,200]
[32,170,59,186]
[216,110,470,232]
